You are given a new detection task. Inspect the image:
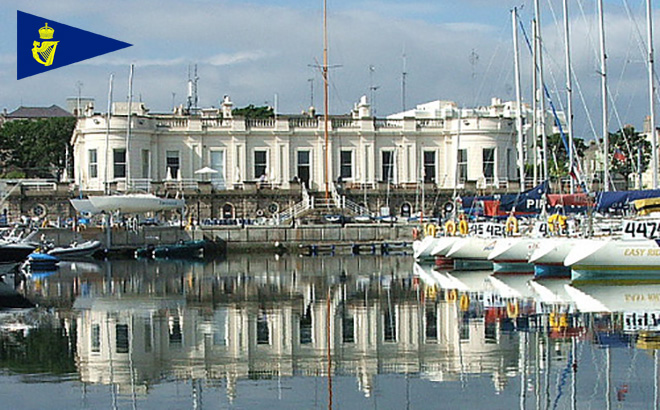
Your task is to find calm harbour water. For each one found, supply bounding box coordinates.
[0,254,658,410]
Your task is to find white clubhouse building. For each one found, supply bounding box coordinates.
[72,96,557,195]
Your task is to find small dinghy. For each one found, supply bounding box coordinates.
[47,240,102,259]
[26,253,59,271]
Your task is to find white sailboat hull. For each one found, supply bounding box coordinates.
[87,194,185,213]
[564,238,660,282]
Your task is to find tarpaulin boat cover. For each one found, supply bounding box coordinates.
[632,197,660,215]
[461,181,549,216]
[596,189,660,212]
[547,193,590,207]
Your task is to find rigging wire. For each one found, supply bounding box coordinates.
[471,20,511,108]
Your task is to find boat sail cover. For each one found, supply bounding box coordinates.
[460,181,549,217]
[596,189,660,213]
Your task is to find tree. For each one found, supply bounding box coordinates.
[607,125,651,185]
[232,104,274,119]
[544,132,588,178]
[0,117,76,179]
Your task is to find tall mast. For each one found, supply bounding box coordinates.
[534,0,548,182]
[598,0,609,192]
[563,0,575,193]
[126,64,134,190]
[532,19,539,186]
[323,0,330,199]
[648,0,657,189]
[104,73,114,195]
[512,7,525,192]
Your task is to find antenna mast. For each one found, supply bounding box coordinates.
[187,64,199,115]
[401,50,407,112]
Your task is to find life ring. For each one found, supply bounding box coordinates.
[443,201,455,214]
[412,227,420,240]
[458,219,469,235]
[444,220,456,236]
[256,209,264,217]
[31,203,47,218]
[505,216,519,234]
[268,203,280,214]
[506,301,519,318]
[425,223,437,237]
[459,293,470,311]
[447,289,458,302]
[425,285,437,300]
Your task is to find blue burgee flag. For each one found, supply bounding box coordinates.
[17,10,131,79]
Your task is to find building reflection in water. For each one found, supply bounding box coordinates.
[10,255,660,407]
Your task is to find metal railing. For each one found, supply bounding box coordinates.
[277,183,313,224]
[343,196,370,216]
[164,178,199,190]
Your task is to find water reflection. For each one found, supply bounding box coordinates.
[0,255,659,409]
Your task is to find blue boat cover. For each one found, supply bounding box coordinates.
[461,181,550,216]
[596,189,660,212]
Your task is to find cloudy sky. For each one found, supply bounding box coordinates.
[1,0,658,138]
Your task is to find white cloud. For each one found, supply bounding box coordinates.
[0,0,658,132]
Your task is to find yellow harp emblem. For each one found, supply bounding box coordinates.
[32,23,58,66]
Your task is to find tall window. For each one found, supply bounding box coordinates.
[91,324,100,353]
[141,149,150,179]
[458,149,468,183]
[113,149,126,179]
[340,150,353,180]
[425,306,437,341]
[257,309,270,345]
[300,305,312,344]
[166,150,180,179]
[382,151,394,182]
[297,150,310,187]
[210,151,226,189]
[116,324,129,354]
[88,149,98,179]
[483,148,495,182]
[254,150,267,179]
[423,151,436,183]
[384,309,397,342]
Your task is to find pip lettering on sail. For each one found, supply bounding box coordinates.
[17,11,131,80]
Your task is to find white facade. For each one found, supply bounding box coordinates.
[71,96,557,193]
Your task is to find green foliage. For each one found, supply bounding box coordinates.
[607,126,651,181]
[3,170,26,179]
[0,117,76,179]
[543,133,588,178]
[0,323,76,375]
[232,104,274,119]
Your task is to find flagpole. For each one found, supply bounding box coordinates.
[125,64,134,191]
[104,73,114,195]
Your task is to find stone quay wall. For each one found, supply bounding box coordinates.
[39,223,414,254]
